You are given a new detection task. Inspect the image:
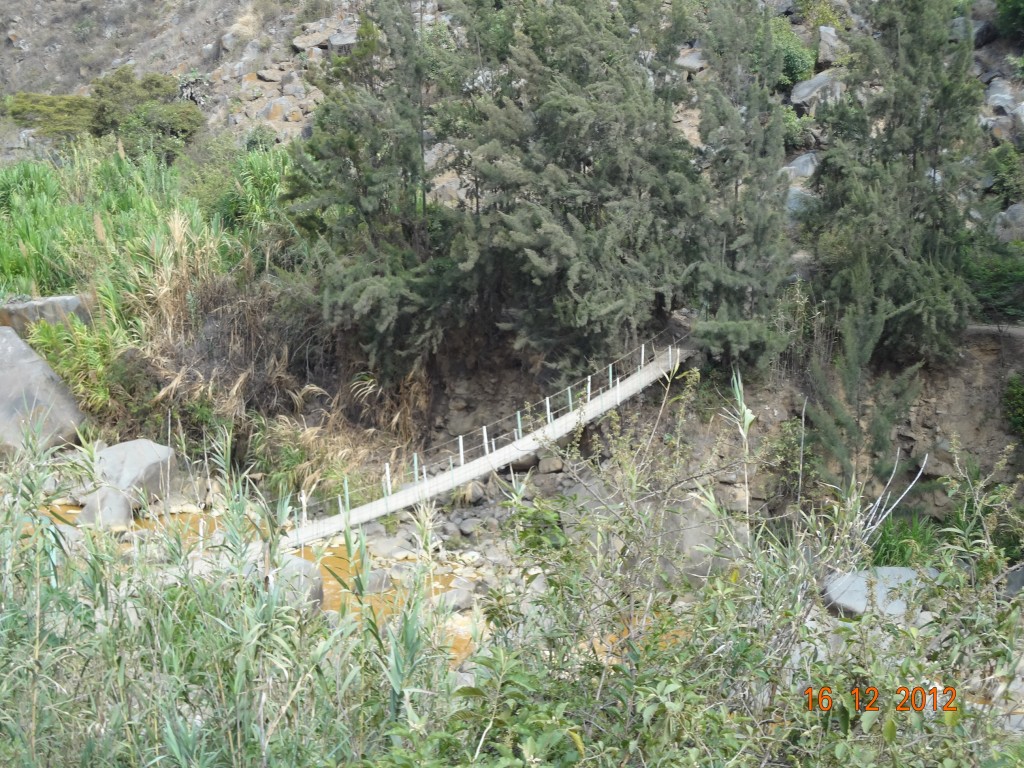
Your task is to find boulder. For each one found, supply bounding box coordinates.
[676,48,708,76]
[508,451,539,472]
[78,486,133,528]
[538,456,564,474]
[433,587,475,612]
[950,17,997,48]
[91,439,177,503]
[817,26,848,68]
[0,327,85,456]
[256,69,283,82]
[823,567,936,619]
[0,294,92,338]
[790,70,846,116]
[986,78,1017,116]
[782,151,819,180]
[250,553,323,611]
[994,203,1024,243]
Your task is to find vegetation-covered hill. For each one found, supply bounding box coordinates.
[4,0,1024,765]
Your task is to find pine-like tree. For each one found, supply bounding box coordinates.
[809,0,982,364]
[691,0,789,367]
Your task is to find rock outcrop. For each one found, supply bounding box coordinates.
[0,327,85,456]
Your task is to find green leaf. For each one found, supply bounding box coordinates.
[861,708,880,734]
[882,716,897,744]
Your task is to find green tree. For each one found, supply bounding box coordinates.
[693,0,789,366]
[809,0,981,364]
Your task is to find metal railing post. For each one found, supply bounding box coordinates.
[545,396,552,424]
[567,386,573,411]
[343,476,350,512]
[482,425,489,454]
[458,435,465,466]
[586,375,592,402]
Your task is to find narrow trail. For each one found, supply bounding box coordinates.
[283,341,695,550]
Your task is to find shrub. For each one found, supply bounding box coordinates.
[782,104,815,151]
[771,17,815,88]
[966,250,1024,324]
[7,92,96,137]
[985,143,1024,207]
[1004,374,1024,437]
[998,0,1024,39]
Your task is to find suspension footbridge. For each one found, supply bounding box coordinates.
[282,335,695,550]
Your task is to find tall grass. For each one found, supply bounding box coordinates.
[1,381,1023,765]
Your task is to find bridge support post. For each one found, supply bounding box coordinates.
[458,435,465,466]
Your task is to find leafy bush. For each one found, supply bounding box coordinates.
[782,104,815,151]
[998,0,1024,38]
[967,250,1024,324]
[771,17,816,87]
[7,92,96,137]
[985,143,1024,207]
[1005,374,1024,438]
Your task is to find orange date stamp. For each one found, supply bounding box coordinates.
[804,686,958,712]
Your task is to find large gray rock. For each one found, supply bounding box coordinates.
[0,294,92,338]
[817,27,848,68]
[783,151,819,180]
[656,504,750,588]
[790,70,846,116]
[823,567,936,619]
[0,327,85,456]
[950,17,997,48]
[986,78,1017,116]
[94,439,177,501]
[994,203,1024,243]
[248,553,323,611]
[676,48,708,75]
[79,486,133,528]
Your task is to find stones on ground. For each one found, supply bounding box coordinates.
[538,456,564,474]
[0,294,92,338]
[0,326,85,456]
[459,517,483,536]
[367,536,417,561]
[257,68,283,82]
[508,452,539,472]
[790,70,846,116]
[822,566,936,619]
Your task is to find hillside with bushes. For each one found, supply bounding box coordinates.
[4,0,1024,765]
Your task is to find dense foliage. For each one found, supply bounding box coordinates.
[4,67,203,160]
